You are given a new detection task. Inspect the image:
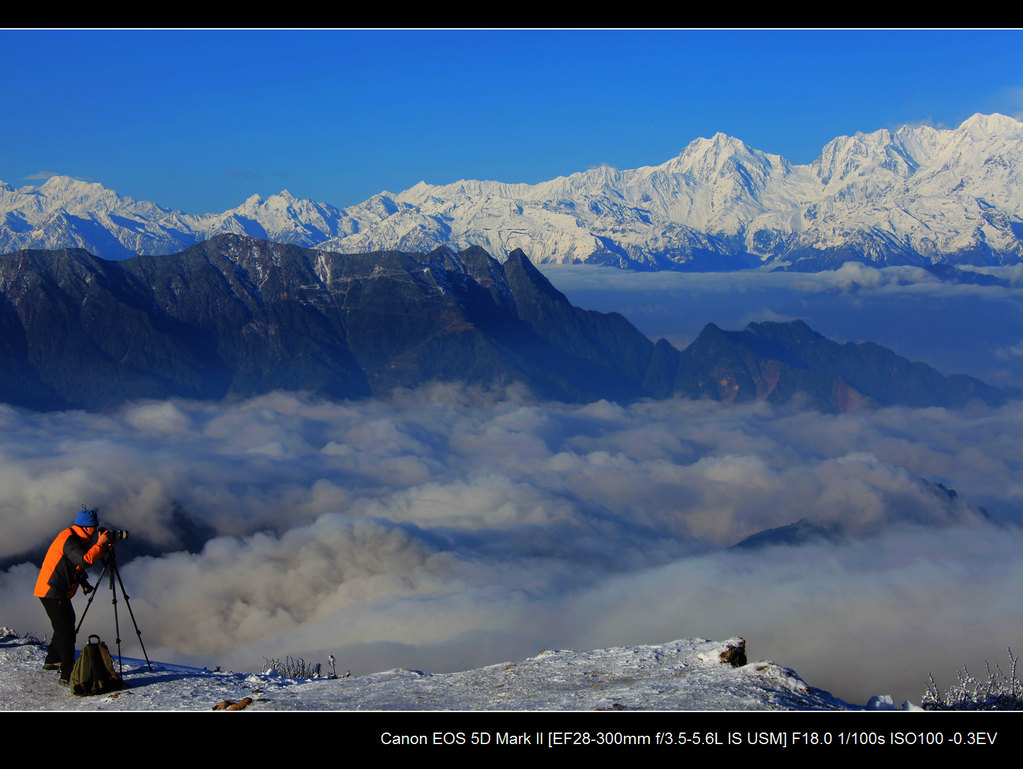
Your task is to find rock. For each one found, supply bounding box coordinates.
[719,639,747,667]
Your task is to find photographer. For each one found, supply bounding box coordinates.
[33,508,114,686]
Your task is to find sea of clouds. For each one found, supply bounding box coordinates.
[3,264,1022,707]
[2,384,1021,705]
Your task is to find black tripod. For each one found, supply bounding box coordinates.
[77,545,153,674]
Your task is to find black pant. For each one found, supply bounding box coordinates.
[40,597,76,678]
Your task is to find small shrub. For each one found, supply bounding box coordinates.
[923,648,1023,710]
[0,627,44,645]
[263,656,323,679]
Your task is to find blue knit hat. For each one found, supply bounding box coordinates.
[74,508,98,527]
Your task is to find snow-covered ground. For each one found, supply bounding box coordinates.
[9,626,1018,758]
[1,628,863,712]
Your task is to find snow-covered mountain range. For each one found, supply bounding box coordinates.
[3,113,1022,270]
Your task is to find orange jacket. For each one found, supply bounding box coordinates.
[34,526,108,599]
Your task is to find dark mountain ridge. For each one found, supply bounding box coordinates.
[0,235,1012,412]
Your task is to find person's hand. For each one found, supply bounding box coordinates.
[98,529,114,547]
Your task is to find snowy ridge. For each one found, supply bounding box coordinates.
[0,630,868,711]
[2,113,1022,270]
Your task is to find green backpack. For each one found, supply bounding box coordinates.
[69,634,125,696]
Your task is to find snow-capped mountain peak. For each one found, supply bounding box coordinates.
[2,113,1021,270]
[956,111,1023,140]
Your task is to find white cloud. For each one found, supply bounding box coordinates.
[3,387,1021,706]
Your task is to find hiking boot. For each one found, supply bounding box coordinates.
[43,663,61,671]
[58,677,69,687]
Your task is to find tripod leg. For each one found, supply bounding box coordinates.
[75,560,110,635]
[108,563,122,676]
[77,550,153,675]
[110,557,153,672]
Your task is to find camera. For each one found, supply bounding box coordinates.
[100,527,129,541]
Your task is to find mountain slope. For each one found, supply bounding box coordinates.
[673,319,1010,411]
[0,236,658,410]
[2,114,1022,271]
[0,237,1012,412]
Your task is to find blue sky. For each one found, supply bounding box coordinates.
[3,29,1022,213]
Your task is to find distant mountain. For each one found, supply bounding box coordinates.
[2,114,1022,271]
[730,479,990,551]
[0,236,1013,412]
[0,177,352,259]
[671,319,1011,411]
[0,236,657,410]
